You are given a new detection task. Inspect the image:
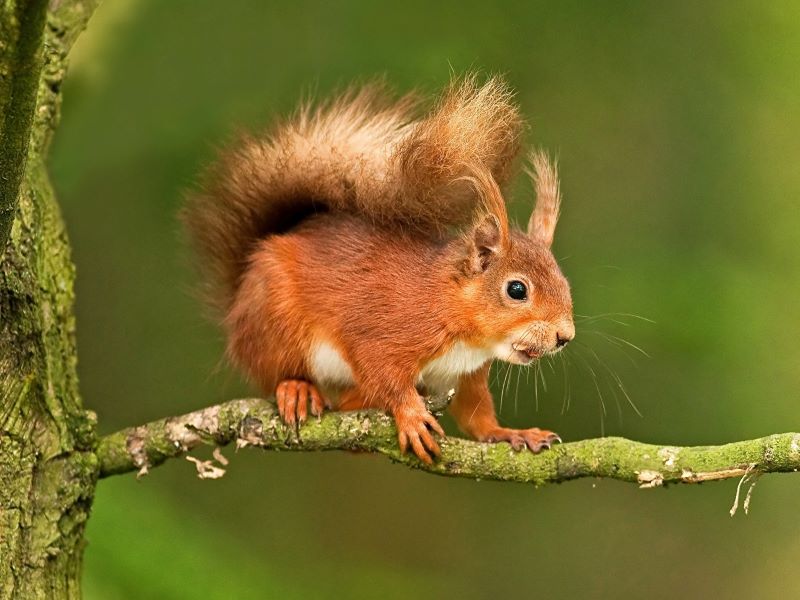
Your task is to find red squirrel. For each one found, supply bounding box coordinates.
[184,75,575,464]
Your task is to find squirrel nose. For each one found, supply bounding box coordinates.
[555,319,575,349]
[555,333,571,348]
[555,324,574,348]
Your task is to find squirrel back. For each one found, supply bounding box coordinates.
[183,75,523,314]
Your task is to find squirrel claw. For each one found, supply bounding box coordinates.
[483,427,560,454]
[394,403,445,464]
[276,380,326,427]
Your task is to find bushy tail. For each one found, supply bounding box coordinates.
[183,74,523,313]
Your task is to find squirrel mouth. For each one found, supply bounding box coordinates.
[511,343,543,363]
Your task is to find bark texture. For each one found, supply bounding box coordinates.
[98,398,800,488]
[0,1,98,598]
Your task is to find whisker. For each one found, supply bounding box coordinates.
[545,355,557,375]
[587,317,632,328]
[598,333,650,358]
[514,365,523,416]
[558,352,570,414]
[498,350,517,416]
[498,361,511,415]
[584,346,624,427]
[505,363,516,415]
[467,391,482,426]
[537,359,548,394]
[584,342,643,418]
[604,367,624,426]
[496,339,521,415]
[568,347,608,435]
[579,330,648,365]
[489,360,503,390]
[565,369,572,414]
[575,312,655,324]
[576,338,637,374]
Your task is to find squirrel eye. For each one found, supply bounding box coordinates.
[506,280,528,301]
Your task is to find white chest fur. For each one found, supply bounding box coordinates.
[309,341,355,387]
[419,341,493,393]
[309,339,493,394]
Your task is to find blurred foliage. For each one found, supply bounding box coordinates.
[49,0,800,598]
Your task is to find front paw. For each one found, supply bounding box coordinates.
[481,427,561,453]
[276,379,326,426]
[393,402,446,465]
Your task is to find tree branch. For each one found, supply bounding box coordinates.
[97,398,800,488]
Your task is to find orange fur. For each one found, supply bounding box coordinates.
[184,75,574,464]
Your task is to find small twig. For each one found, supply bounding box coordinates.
[742,472,761,514]
[730,463,763,517]
[213,447,229,466]
[730,463,755,516]
[186,456,226,480]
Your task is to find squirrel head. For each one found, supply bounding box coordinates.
[457,151,574,365]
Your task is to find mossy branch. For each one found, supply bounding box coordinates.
[97,397,800,488]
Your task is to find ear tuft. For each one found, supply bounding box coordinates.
[464,214,503,275]
[526,150,562,247]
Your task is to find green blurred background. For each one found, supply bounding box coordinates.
[50,1,799,598]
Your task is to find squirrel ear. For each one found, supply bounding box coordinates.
[526,150,561,247]
[464,214,504,275]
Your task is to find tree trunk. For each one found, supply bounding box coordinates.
[0,1,98,597]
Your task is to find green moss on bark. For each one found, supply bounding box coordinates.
[0,1,99,598]
[0,0,48,251]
